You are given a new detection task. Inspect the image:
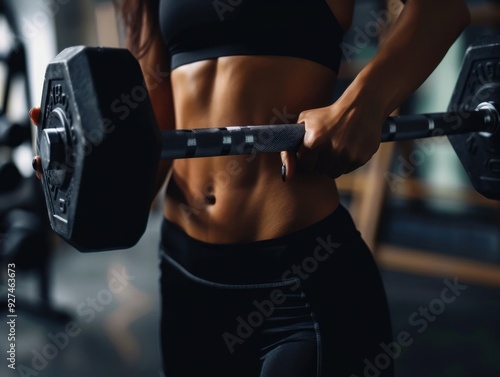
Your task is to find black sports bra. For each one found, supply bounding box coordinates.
[159,0,344,73]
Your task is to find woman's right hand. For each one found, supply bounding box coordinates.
[30,107,43,180]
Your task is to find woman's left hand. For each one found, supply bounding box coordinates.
[280,99,384,181]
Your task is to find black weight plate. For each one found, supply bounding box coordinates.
[447,35,500,200]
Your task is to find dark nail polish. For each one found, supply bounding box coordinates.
[281,163,286,182]
[32,157,37,171]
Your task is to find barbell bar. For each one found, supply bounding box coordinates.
[158,106,498,160]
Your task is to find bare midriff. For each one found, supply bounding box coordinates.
[163,55,341,243]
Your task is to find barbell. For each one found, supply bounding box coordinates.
[36,35,500,252]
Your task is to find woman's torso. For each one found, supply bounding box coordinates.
[162,0,353,243]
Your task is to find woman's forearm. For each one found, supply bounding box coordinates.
[341,0,471,119]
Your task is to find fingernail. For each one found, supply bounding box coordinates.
[32,156,37,171]
[281,163,286,182]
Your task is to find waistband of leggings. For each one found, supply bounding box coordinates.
[160,204,360,284]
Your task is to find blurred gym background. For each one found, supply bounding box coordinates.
[0,0,499,376]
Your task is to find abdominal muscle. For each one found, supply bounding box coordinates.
[163,55,341,243]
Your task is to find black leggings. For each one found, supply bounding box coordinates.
[159,205,394,377]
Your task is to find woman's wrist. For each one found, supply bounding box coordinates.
[331,69,391,128]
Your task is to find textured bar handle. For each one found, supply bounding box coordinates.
[161,124,305,159]
[381,109,495,142]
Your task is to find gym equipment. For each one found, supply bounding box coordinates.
[0,160,23,195]
[36,35,500,252]
[0,0,71,325]
[0,160,22,193]
[0,117,31,147]
[0,41,32,147]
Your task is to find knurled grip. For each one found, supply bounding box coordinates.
[161,124,306,159]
